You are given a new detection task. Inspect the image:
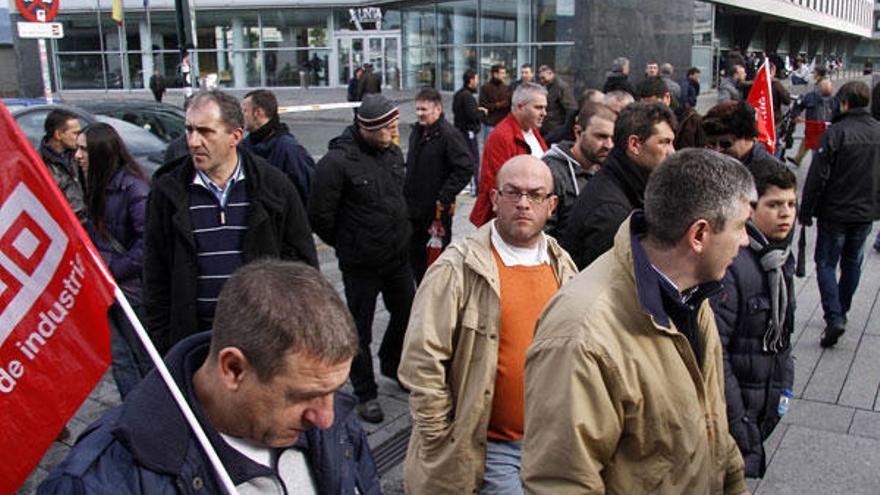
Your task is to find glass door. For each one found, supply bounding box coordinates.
[335,33,401,88]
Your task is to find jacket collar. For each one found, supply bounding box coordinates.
[615,212,721,330]
[833,106,870,123]
[602,147,649,208]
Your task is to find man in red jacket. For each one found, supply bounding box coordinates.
[471,82,548,226]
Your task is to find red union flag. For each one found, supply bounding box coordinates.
[0,102,116,492]
[747,61,776,154]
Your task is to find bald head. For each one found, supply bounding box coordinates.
[492,155,557,248]
[819,79,833,97]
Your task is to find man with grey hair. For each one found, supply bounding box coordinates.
[144,90,318,356]
[41,260,381,494]
[603,56,636,96]
[471,82,549,226]
[660,62,682,102]
[604,90,635,113]
[522,148,753,495]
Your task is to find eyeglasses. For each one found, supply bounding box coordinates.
[496,189,554,205]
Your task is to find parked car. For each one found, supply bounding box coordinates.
[11,104,167,176]
[79,100,185,143]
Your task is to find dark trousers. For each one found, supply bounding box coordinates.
[814,219,873,326]
[459,128,480,192]
[409,214,453,285]
[108,302,153,399]
[342,260,415,402]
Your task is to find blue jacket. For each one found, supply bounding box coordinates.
[241,120,315,206]
[38,333,381,495]
[87,168,149,305]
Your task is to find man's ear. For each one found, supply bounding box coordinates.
[626,134,641,157]
[686,219,711,255]
[216,347,250,391]
[490,187,500,214]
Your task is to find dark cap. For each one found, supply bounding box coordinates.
[357,94,399,131]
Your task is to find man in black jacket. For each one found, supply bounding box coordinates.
[143,90,318,355]
[602,57,636,97]
[406,88,473,284]
[711,161,797,478]
[562,102,676,269]
[799,81,880,348]
[308,94,414,424]
[538,64,577,136]
[39,109,86,222]
[453,69,486,195]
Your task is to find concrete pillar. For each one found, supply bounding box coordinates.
[232,17,247,88]
[139,20,153,89]
[517,3,530,69]
[217,28,227,73]
[452,6,469,90]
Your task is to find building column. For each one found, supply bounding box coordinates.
[517,3,530,69]
[139,20,153,89]
[452,6,470,90]
[232,17,247,88]
[217,28,228,74]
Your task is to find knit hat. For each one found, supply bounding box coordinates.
[357,94,399,131]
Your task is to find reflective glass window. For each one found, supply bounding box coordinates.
[437,0,476,45]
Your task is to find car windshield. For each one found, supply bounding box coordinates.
[96,115,166,156]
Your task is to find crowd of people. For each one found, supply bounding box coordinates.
[31,52,880,494]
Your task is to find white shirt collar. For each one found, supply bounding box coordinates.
[490,220,551,267]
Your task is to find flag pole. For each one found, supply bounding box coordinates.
[99,259,239,494]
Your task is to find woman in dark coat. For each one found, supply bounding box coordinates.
[74,123,152,399]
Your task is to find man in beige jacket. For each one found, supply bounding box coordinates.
[399,155,577,494]
[522,148,753,495]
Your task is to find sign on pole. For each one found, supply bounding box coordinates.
[16,21,63,39]
[15,0,58,23]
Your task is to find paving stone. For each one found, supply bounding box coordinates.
[780,398,855,434]
[838,335,880,409]
[757,425,880,495]
[849,409,880,440]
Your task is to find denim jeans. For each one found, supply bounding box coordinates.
[814,219,873,326]
[109,303,152,399]
[480,439,524,495]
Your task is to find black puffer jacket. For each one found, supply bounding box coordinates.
[800,107,880,224]
[404,115,473,219]
[561,147,648,269]
[710,223,795,478]
[309,125,411,271]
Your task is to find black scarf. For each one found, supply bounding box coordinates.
[248,115,290,145]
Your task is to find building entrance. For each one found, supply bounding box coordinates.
[336,32,401,90]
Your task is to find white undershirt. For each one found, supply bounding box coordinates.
[490,220,550,267]
[219,433,318,495]
[522,129,545,158]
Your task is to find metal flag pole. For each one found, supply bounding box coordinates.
[96,0,109,90]
[85,247,239,495]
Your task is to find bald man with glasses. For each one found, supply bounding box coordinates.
[399,155,577,495]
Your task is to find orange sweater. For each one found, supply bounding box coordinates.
[487,248,560,442]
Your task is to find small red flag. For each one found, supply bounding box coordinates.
[0,102,116,492]
[747,61,777,154]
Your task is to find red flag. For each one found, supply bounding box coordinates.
[747,61,777,154]
[0,102,116,492]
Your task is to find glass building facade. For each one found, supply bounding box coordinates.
[47,1,575,91]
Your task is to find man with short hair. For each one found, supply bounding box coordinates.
[39,261,381,494]
[644,61,659,78]
[523,149,752,495]
[510,63,534,93]
[719,63,746,102]
[144,90,318,355]
[788,79,835,167]
[562,102,676,269]
[681,67,701,109]
[711,160,798,479]
[400,156,577,495]
[604,90,635,113]
[638,76,673,107]
[241,89,315,205]
[356,62,381,100]
[471,82,548,226]
[309,94,414,423]
[660,62,682,102]
[603,56,636,96]
[538,64,577,136]
[799,80,880,348]
[40,109,85,221]
[406,88,474,284]
[454,69,487,195]
[703,100,782,172]
[542,101,617,239]
[479,64,512,140]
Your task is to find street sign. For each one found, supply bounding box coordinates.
[16,21,63,39]
[15,0,58,23]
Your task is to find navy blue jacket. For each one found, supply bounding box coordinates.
[710,224,795,478]
[38,333,381,495]
[241,121,316,207]
[87,168,149,305]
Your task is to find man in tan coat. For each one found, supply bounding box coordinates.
[399,155,577,494]
[522,148,752,495]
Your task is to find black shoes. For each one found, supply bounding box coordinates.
[356,399,384,424]
[820,323,846,348]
